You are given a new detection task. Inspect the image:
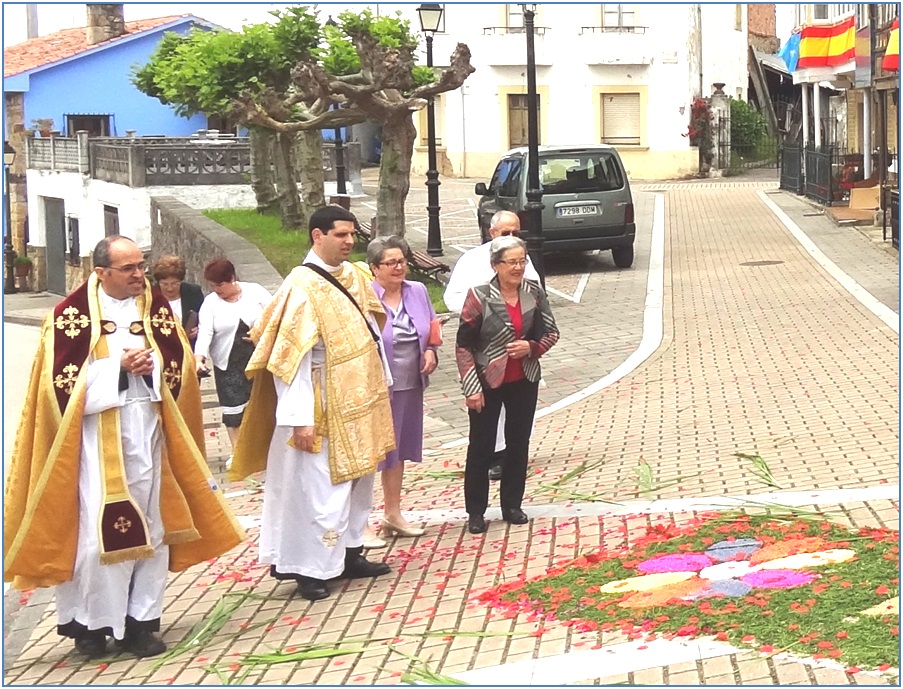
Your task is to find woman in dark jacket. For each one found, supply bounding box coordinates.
[455,236,559,534]
[152,255,204,347]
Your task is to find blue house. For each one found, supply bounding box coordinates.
[3,10,217,138]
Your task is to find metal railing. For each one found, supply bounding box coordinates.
[803,145,841,206]
[579,25,647,34]
[780,143,804,194]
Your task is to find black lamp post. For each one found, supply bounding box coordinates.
[521,3,545,288]
[418,3,444,256]
[4,140,17,294]
[325,16,348,203]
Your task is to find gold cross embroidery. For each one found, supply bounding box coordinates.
[114,516,132,533]
[150,307,177,336]
[163,360,182,390]
[322,529,339,548]
[53,363,79,395]
[55,306,90,339]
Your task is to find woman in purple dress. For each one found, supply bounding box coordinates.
[365,236,439,545]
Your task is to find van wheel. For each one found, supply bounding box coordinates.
[611,246,634,268]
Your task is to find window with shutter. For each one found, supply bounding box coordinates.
[600,93,641,146]
[418,94,444,147]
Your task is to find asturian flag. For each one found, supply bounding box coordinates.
[882,17,899,71]
[798,15,856,68]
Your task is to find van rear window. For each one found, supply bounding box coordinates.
[539,153,624,194]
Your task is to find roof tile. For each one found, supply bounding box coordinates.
[4,16,188,78]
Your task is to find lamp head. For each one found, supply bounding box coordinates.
[521,3,538,16]
[417,3,444,33]
[325,15,337,28]
[3,141,15,168]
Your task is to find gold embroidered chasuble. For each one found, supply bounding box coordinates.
[3,275,245,590]
[230,262,395,486]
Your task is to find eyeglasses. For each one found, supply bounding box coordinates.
[500,230,521,237]
[106,262,146,275]
[379,258,408,269]
[499,258,528,268]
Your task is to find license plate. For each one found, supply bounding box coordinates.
[556,205,598,217]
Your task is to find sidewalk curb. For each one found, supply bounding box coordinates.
[3,314,43,328]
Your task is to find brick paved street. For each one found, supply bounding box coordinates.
[2,175,899,685]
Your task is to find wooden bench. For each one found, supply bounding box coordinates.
[356,221,450,278]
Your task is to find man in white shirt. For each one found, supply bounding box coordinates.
[444,210,541,480]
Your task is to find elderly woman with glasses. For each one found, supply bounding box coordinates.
[151,255,204,347]
[363,236,439,547]
[455,235,559,535]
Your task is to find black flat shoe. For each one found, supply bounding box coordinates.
[74,631,107,658]
[297,576,330,601]
[342,555,391,579]
[468,515,487,534]
[115,630,166,658]
[502,508,529,525]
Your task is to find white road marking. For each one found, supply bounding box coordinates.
[435,193,665,450]
[451,637,741,686]
[398,483,899,524]
[757,190,899,334]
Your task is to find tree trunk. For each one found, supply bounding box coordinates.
[295,130,326,228]
[273,132,303,229]
[375,114,416,237]
[248,127,279,214]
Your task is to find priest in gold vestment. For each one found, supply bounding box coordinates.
[3,237,245,659]
[231,206,396,601]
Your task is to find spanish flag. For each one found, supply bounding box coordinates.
[798,15,856,68]
[882,17,899,71]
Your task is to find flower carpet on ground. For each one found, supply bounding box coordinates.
[476,514,900,671]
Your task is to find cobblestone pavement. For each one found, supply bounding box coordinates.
[2,173,899,685]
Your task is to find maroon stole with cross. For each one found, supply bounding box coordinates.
[50,277,187,564]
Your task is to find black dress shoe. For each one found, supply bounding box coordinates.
[468,515,487,534]
[115,630,166,658]
[342,546,391,579]
[488,464,503,481]
[74,631,107,658]
[297,576,330,601]
[502,508,529,525]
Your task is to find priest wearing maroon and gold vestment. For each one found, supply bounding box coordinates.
[3,236,245,659]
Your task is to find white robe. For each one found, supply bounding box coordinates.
[54,291,169,640]
[444,242,541,454]
[257,251,392,581]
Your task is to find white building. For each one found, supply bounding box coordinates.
[401,3,752,180]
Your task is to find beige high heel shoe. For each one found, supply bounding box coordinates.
[381,518,425,538]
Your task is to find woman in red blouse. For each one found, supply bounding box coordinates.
[455,236,560,534]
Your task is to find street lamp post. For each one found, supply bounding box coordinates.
[325,16,349,206]
[4,141,17,294]
[418,3,444,256]
[521,4,545,288]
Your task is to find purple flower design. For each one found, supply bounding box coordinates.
[741,569,817,589]
[637,553,712,574]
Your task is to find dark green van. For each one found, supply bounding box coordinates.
[475,144,636,267]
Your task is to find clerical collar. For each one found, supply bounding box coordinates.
[305,250,341,273]
[99,289,136,308]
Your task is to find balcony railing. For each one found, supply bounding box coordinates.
[27,135,253,187]
[482,26,547,35]
[579,25,647,34]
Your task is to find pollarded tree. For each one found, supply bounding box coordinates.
[134,9,364,229]
[135,8,474,235]
[222,9,475,236]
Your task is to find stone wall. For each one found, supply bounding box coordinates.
[149,196,283,294]
[748,4,780,54]
[5,93,28,254]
